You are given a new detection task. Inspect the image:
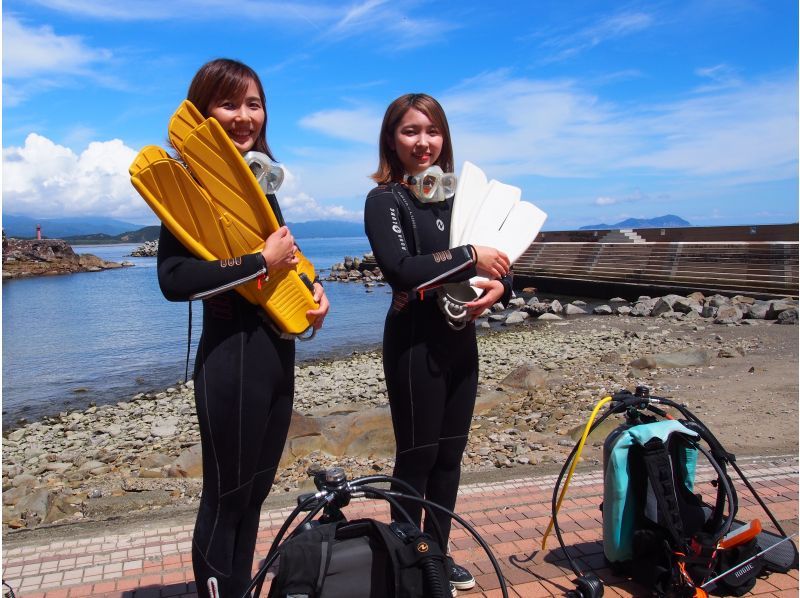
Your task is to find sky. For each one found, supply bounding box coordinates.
[2,0,798,230]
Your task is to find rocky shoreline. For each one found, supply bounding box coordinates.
[2,287,797,535]
[1,236,133,280]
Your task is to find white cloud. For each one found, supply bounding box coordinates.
[695,63,741,90]
[3,133,365,222]
[433,70,796,185]
[278,166,365,222]
[299,107,382,144]
[595,196,617,206]
[3,134,145,220]
[324,0,459,49]
[278,191,363,222]
[594,190,647,206]
[22,0,338,22]
[539,10,655,62]
[623,78,798,181]
[3,15,112,78]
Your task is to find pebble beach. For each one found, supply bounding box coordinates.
[3,290,798,538]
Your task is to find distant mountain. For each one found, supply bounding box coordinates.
[63,226,161,244]
[4,215,365,244]
[3,215,147,239]
[580,215,691,230]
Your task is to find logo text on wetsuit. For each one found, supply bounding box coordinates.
[432,250,452,263]
[389,207,407,251]
[220,257,242,268]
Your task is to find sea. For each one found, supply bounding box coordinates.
[2,238,391,426]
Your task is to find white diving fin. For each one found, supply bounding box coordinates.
[462,178,521,248]
[442,162,548,325]
[450,161,489,247]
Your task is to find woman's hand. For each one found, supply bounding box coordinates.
[261,226,299,272]
[465,279,505,320]
[306,282,330,330]
[473,245,510,279]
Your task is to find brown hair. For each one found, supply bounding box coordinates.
[187,58,276,159]
[371,93,453,184]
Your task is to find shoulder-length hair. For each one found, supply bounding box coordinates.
[186,58,276,160]
[371,93,453,184]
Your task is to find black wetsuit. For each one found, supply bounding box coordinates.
[157,225,294,598]
[364,183,511,545]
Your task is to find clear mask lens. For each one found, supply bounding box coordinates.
[406,166,457,203]
[244,151,285,194]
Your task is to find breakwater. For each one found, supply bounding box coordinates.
[515,224,799,299]
[331,225,799,299]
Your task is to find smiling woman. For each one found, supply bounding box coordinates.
[154,58,330,598]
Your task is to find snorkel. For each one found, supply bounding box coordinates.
[404,166,457,203]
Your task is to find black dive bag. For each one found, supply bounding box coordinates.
[244,467,510,598]
[267,518,446,598]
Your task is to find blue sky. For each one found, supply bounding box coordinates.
[3,0,798,230]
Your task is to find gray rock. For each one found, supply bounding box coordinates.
[503,312,528,326]
[538,313,562,320]
[564,303,587,316]
[630,298,657,317]
[593,304,613,315]
[651,295,683,316]
[707,294,732,308]
[550,299,563,314]
[151,417,179,438]
[714,304,743,324]
[778,308,798,325]
[767,301,797,320]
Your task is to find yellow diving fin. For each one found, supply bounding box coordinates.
[130,116,320,335]
[168,100,204,153]
[170,101,317,284]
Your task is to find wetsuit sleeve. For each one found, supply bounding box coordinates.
[156,225,266,302]
[364,187,477,291]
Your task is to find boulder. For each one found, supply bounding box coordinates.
[629,349,713,370]
[501,365,550,391]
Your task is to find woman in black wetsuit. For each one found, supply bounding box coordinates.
[364,94,511,595]
[157,58,329,598]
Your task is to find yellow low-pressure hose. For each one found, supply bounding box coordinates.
[541,395,613,550]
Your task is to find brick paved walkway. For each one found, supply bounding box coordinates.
[3,456,797,598]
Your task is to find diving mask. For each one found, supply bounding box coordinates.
[404,166,457,203]
[244,151,285,194]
